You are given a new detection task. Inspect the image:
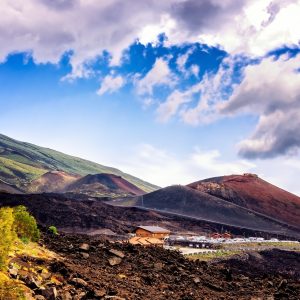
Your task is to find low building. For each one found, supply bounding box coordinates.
[129,237,164,247]
[134,226,171,239]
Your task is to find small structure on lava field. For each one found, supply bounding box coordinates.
[129,236,164,247]
[133,226,171,239]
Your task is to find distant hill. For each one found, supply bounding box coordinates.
[188,174,300,229]
[26,171,80,193]
[112,185,300,238]
[64,173,145,197]
[0,133,158,193]
[0,179,22,194]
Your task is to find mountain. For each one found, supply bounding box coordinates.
[26,171,80,193]
[188,173,300,229]
[111,184,300,238]
[64,173,145,197]
[0,179,22,194]
[0,133,158,193]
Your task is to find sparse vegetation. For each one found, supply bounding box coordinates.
[0,133,158,192]
[0,205,41,299]
[13,206,40,242]
[0,206,40,269]
[0,207,16,270]
[0,273,25,300]
[48,225,58,235]
[186,250,240,261]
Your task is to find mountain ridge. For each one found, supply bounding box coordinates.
[188,173,300,228]
[0,133,158,193]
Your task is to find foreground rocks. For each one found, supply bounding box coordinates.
[37,232,300,300]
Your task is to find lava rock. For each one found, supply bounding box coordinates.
[79,243,90,251]
[109,249,125,258]
[71,277,88,287]
[108,257,122,266]
[41,287,58,300]
[81,252,89,259]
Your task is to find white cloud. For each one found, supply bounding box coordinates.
[156,89,191,122]
[170,0,300,57]
[0,0,171,77]
[190,64,200,77]
[176,47,194,73]
[221,55,300,158]
[157,55,238,124]
[1,0,299,79]
[135,58,176,96]
[176,54,300,158]
[97,74,125,96]
[118,143,255,187]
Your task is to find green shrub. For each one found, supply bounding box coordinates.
[0,207,17,270]
[12,206,40,242]
[48,226,58,235]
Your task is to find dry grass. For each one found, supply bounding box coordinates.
[187,250,240,261]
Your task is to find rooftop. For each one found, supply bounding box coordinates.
[136,226,171,233]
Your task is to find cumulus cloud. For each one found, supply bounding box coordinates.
[135,58,176,96]
[97,74,125,96]
[1,0,299,79]
[183,54,300,159]
[221,56,300,158]
[0,0,171,77]
[156,55,239,123]
[170,0,300,56]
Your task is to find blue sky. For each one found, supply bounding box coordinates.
[1,0,300,193]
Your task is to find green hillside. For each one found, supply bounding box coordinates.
[0,133,158,192]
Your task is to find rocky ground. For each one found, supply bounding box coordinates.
[7,231,300,300]
[0,192,296,240]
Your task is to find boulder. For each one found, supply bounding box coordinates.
[81,252,89,259]
[79,243,90,251]
[193,277,201,284]
[94,288,106,297]
[108,257,122,266]
[8,267,18,278]
[41,287,58,300]
[109,249,125,258]
[71,277,88,287]
[61,291,72,300]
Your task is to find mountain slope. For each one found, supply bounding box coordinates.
[26,171,80,193]
[0,179,22,194]
[188,174,300,229]
[112,185,300,238]
[64,173,145,197]
[0,133,158,192]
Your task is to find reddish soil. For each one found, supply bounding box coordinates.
[35,232,300,300]
[65,173,145,196]
[26,171,80,193]
[188,174,300,228]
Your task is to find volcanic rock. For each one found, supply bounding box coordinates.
[109,249,125,258]
[108,257,123,266]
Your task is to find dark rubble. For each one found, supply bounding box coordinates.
[27,232,300,300]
